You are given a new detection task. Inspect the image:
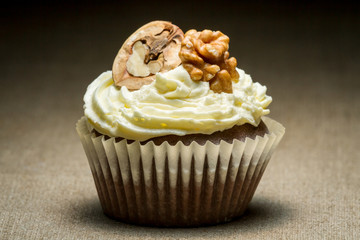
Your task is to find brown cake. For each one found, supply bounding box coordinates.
[77,116,283,227]
[110,120,269,146]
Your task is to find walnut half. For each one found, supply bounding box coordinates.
[113,21,184,90]
[179,29,239,93]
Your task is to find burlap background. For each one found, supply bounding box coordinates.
[1,1,359,239]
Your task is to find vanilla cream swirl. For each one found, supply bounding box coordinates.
[84,65,272,141]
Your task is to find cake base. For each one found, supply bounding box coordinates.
[76,117,285,227]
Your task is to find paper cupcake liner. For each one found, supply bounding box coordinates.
[76,116,285,227]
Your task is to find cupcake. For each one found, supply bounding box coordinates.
[76,21,285,227]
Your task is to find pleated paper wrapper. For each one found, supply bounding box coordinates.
[76,116,285,227]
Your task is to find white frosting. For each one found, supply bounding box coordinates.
[84,65,272,141]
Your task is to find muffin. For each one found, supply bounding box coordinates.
[76,21,285,227]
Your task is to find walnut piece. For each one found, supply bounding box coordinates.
[113,21,184,90]
[179,29,239,93]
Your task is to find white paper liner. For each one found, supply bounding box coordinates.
[76,116,285,227]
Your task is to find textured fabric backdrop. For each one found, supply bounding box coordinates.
[1,1,359,239]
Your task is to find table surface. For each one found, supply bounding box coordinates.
[1,2,359,239]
